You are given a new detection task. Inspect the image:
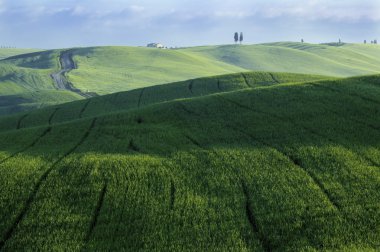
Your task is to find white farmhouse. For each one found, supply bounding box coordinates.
[147,43,165,49]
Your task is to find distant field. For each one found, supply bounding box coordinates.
[0,42,380,115]
[68,46,244,94]
[0,48,42,60]
[183,43,380,76]
[0,50,84,114]
[0,72,379,251]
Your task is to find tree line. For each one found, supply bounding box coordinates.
[236,35,378,45]
[234,32,243,44]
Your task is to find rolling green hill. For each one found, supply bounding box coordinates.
[0,50,84,114]
[0,42,380,115]
[0,48,42,60]
[182,43,380,77]
[0,72,379,251]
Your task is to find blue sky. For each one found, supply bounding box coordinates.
[0,0,379,48]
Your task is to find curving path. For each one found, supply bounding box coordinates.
[51,50,96,98]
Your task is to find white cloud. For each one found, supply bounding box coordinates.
[130,5,145,13]
[72,5,87,16]
[0,0,6,13]
[214,10,253,19]
[256,1,380,22]
[0,0,379,48]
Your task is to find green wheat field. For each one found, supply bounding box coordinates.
[0,43,379,251]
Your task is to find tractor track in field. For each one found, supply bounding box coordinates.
[218,94,380,191]
[113,92,120,102]
[269,73,280,84]
[50,50,96,99]
[84,183,107,245]
[0,118,97,250]
[241,73,251,88]
[184,135,202,148]
[111,185,129,248]
[241,180,272,252]
[16,114,28,129]
[310,83,380,106]
[331,109,379,132]
[128,139,140,152]
[322,109,380,166]
[1,107,60,165]
[222,88,380,168]
[183,132,273,251]
[178,103,200,116]
[48,108,60,125]
[170,180,176,210]
[228,123,341,211]
[311,84,380,135]
[215,95,342,210]
[216,95,336,142]
[217,79,222,91]
[79,100,91,118]
[0,127,52,166]
[137,88,145,108]
[188,80,194,94]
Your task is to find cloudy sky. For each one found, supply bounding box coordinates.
[0,0,379,48]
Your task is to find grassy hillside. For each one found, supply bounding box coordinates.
[0,72,379,251]
[183,43,380,77]
[0,72,330,128]
[0,50,84,114]
[0,48,42,60]
[68,46,244,94]
[0,42,380,115]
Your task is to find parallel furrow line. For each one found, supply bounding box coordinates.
[188,80,194,94]
[0,127,52,165]
[137,88,145,108]
[241,73,251,88]
[16,114,28,130]
[217,79,222,91]
[49,108,59,125]
[269,73,280,84]
[170,180,176,210]
[111,185,129,248]
[311,83,380,106]
[79,100,91,118]
[216,95,335,142]
[241,180,272,252]
[215,95,341,210]
[226,120,341,211]
[0,118,97,250]
[83,183,107,244]
[183,130,272,251]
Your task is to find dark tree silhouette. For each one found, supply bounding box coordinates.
[239,32,243,44]
[301,39,304,43]
[234,32,239,44]
[375,39,378,44]
[364,40,367,44]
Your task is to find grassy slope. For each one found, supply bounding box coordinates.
[0,48,42,60]
[1,43,380,115]
[0,50,84,114]
[0,72,379,251]
[68,46,244,95]
[0,72,330,129]
[182,43,380,77]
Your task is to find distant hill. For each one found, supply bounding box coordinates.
[0,72,379,250]
[1,42,380,115]
[0,48,42,60]
[183,43,380,76]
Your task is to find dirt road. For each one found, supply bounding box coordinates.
[51,50,96,98]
